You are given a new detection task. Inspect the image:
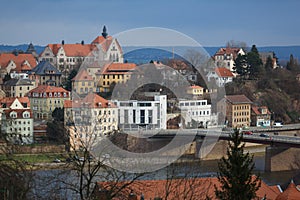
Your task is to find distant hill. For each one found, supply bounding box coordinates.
[0,44,45,54]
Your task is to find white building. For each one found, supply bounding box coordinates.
[178,99,212,128]
[113,95,167,131]
[206,67,234,87]
[0,97,33,144]
[213,47,245,72]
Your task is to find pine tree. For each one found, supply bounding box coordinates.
[265,56,273,72]
[215,129,261,200]
[247,45,263,79]
[234,54,249,79]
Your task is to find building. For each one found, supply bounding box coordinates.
[259,52,278,69]
[2,78,36,97]
[27,85,70,119]
[97,63,137,92]
[64,93,118,150]
[207,67,234,87]
[28,60,62,86]
[186,85,204,97]
[251,106,271,127]
[275,180,300,200]
[39,26,123,73]
[72,69,96,95]
[213,47,245,72]
[113,95,167,131]
[218,95,252,128]
[0,52,37,79]
[0,97,33,144]
[178,99,213,128]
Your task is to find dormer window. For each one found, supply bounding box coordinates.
[10,111,17,118]
[49,93,52,97]
[43,92,47,97]
[23,111,30,118]
[54,92,57,97]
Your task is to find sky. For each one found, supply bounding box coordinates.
[0,0,300,47]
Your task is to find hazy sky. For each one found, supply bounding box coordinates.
[1,0,299,47]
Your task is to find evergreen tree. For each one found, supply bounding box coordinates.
[265,56,273,72]
[215,129,261,200]
[286,54,299,71]
[247,45,263,79]
[234,54,249,79]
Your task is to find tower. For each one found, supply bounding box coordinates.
[102,25,108,38]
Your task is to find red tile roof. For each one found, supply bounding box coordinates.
[214,47,243,60]
[0,97,30,108]
[276,181,300,200]
[64,93,116,108]
[95,176,279,200]
[188,85,203,89]
[252,106,271,115]
[0,53,37,72]
[92,36,123,54]
[215,67,234,77]
[101,63,137,75]
[47,44,95,57]
[3,109,32,119]
[72,69,94,81]
[27,85,70,98]
[225,95,252,104]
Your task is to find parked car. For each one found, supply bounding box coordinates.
[243,131,253,135]
[273,122,283,127]
[260,133,270,137]
[53,158,61,163]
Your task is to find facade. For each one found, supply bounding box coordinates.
[39,26,123,73]
[186,85,204,97]
[207,67,234,87]
[178,99,212,128]
[113,95,167,131]
[0,53,37,78]
[213,47,245,72]
[97,63,137,92]
[72,69,96,95]
[28,61,62,86]
[218,95,252,128]
[0,97,33,144]
[2,78,36,97]
[251,106,271,127]
[64,93,118,150]
[27,85,70,119]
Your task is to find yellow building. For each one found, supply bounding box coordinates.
[187,85,204,97]
[97,63,136,92]
[72,69,96,96]
[64,93,118,150]
[218,95,252,128]
[2,78,36,97]
[27,85,70,119]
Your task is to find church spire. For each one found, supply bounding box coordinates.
[102,25,108,38]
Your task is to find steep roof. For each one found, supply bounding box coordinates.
[215,67,234,77]
[0,53,37,72]
[29,61,61,75]
[225,95,252,104]
[214,47,243,59]
[64,93,116,108]
[47,44,95,57]
[3,109,32,119]
[72,69,93,81]
[276,181,300,200]
[0,97,30,108]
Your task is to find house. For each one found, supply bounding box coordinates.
[259,52,278,69]
[207,67,234,87]
[113,95,167,131]
[178,99,214,128]
[72,69,96,95]
[275,180,300,200]
[28,60,62,86]
[217,95,252,128]
[251,106,271,127]
[213,47,245,72]
[97,63,137,92]
[2,78,36,97]
[93,176,280,200]
[0,52,37,79]
[64,93,118,150]
[39,26,123,73]
[0,97,33,144]
[186,85,204,97]
[27,85,70,119]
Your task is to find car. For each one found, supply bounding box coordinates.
[273,122,283,127]
[53,158,61,163]
[243,131,253,135]
[260,133,270,137]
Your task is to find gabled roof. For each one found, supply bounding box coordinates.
[252,106,271,115]
[64,93,116,108]
[188,85,203,89]
[214,47,243,59]
[0,53,37,72]
[276,180,300,200]
[215,67,234,77]
[225,95,252,104]
[0,97,30,108]
[29,61,61,75]
[72,69,93,81]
